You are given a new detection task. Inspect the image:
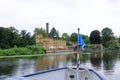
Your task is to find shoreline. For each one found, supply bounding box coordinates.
[0,49,119,58]
[0,51,75,58]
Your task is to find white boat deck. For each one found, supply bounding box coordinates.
[26,69,65,80]
[5,67,106,80]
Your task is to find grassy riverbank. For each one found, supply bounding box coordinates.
[0,45,46,56]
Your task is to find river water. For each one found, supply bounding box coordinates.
[0,51,120,80]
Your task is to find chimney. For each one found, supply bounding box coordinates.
[46,23,49,37]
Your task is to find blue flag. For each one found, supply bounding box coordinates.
[78,33,85,50]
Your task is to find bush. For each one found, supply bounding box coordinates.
[107,45,120,50]
[0,45,46,56]
[26,45,46,54]
[13,48,32,55]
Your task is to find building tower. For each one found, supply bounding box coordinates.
[46,23,49,37]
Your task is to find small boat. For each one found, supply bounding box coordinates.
[5,66,106,80]
[5,28,106,80]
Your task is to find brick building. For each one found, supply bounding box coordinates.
[36,34,67,50]
[36,23,67,50]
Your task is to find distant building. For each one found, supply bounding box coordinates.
[36,23,67,50]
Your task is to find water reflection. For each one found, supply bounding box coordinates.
[0,57,37,79]
[90,52,102,68]
[35,54,76,71]
[0,66,14,76]
[0,58,17,79]
[0,51,120,80]
[103,52,118,70]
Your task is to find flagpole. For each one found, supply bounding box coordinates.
[77,28,80,67]
[77,28,80,80]
[76,28,85,80]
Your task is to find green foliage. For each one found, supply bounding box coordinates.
[49,27,59,39]
[89,30,101,44]
[0,27,34,49]
[26,45,46,54]
[107,45,120,50]
[0,27,12,48]
[34,27,47,37]
[61,33,69,40]
[100,27,120,49]
[0,25,119,50]
[0,46,46,56]
[118,36,120,44]
[70,33,88,45]
[101,27,114,47]
[85,44,101,49]
[70,32,77,44]
[61,33,70,45]
[81,34,90,44]
[19,30,34,47]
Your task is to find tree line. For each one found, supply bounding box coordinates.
[0,26,120,49]
[0,27,34,49]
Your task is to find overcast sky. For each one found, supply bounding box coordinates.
[0,0,120,37]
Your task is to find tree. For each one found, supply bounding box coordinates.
[19,30,33,47]
[89,30,101,44]
[82,34,90,44]
[118,36,120,44]
[61,33,69,40]
[0,27,19,48]
[3,28,13,48]
[49,27,59,39]
[0,26,35,49]
[0,27,5,48]
[70,32,77,44]
[9,27,19,47]
[30,35,35,45]
[61,33,70,45]
[34,27,47,37]
[107,39,116,47]
[101,27,114,47]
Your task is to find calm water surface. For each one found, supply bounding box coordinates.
[0,51,120,80]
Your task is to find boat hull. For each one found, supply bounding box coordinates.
[5,67,106,80]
